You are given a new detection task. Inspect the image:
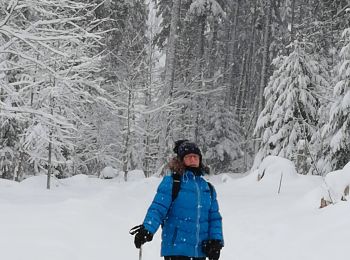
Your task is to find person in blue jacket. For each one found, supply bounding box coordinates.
[131,140,224,260]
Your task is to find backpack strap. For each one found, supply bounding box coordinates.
[171,173,214,202]
[207,181,214,200]
[172,173,181,202]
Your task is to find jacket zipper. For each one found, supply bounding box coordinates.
[172,227,178,245]
[194,177,201,257]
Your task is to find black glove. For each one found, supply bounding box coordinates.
[129,225,153,249]
[202,239,223,260]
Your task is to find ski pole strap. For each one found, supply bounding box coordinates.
[129,224,142,235]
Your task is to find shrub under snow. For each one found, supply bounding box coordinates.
[255,156,298,182]
[100,166,119,179]
[321,161,350,205]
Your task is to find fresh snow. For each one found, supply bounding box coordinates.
[1,158,350,260]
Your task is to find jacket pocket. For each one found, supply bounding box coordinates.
[171,227,178,245]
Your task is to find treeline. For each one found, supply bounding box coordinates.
[0,0,349,185]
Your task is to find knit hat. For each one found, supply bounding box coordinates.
[176,141,202,161]
[173,139,189,155]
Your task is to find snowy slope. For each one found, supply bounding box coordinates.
[1,164,350,260]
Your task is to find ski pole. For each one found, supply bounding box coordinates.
[139,245,142,260]
[130,225,143,260]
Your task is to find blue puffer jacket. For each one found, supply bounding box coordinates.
[143,170,224,257]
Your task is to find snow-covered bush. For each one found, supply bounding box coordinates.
[320,161,350,207]
[100,166,119,179]
[255,156,298,182]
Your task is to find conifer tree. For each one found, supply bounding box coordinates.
[201,101,243,173]
[254,41,330,172]
[323,28,350,170]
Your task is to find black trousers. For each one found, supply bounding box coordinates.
[164,257,206,260]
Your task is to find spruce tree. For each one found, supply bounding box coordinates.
[202,102,243,173]
[254,41,329,172]
[323,28,350,170]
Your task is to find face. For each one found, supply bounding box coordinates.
[183,153,200,168]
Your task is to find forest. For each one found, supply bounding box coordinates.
[0,0,349,185]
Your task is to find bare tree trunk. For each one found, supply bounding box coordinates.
[47,131,52,189]
[208,19,218,80]
[246,0,258,113]
[194,14,206,143]
[164,0,181,93]
[143,33,154,177]
[253,0,273,154]
[14,151,24,182]
[163,0,181,159]
[123,85,132,182]
[225,0,241,107]
[256,0,273,116]
[235,52,248,120]
[143,96,152,178]
[290,0,296,42]
[47,98,54,190]
[47,64,56,189]
[242,1,259,171]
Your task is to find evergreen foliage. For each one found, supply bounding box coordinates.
[323,28,350,170]
[254,41,330,173]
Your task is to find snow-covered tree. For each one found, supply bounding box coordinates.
[74,103,121,177]
[201,103,243,173]
[0,0,108,187]
[254,41,330,172]
[0,1,31,180]
[323,28,350,170]
[94,0,156,180]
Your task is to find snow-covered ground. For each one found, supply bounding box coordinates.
[1,159,350,260]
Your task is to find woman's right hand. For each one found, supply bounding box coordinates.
[130,224,153,248]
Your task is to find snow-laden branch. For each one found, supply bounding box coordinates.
[0,103,74,129]
[0,0,18,29]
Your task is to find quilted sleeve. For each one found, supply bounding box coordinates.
[142,175,173,234]
[208,186,224,244]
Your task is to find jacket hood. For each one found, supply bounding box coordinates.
[167,156,210,175]
[168,157,186,175]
